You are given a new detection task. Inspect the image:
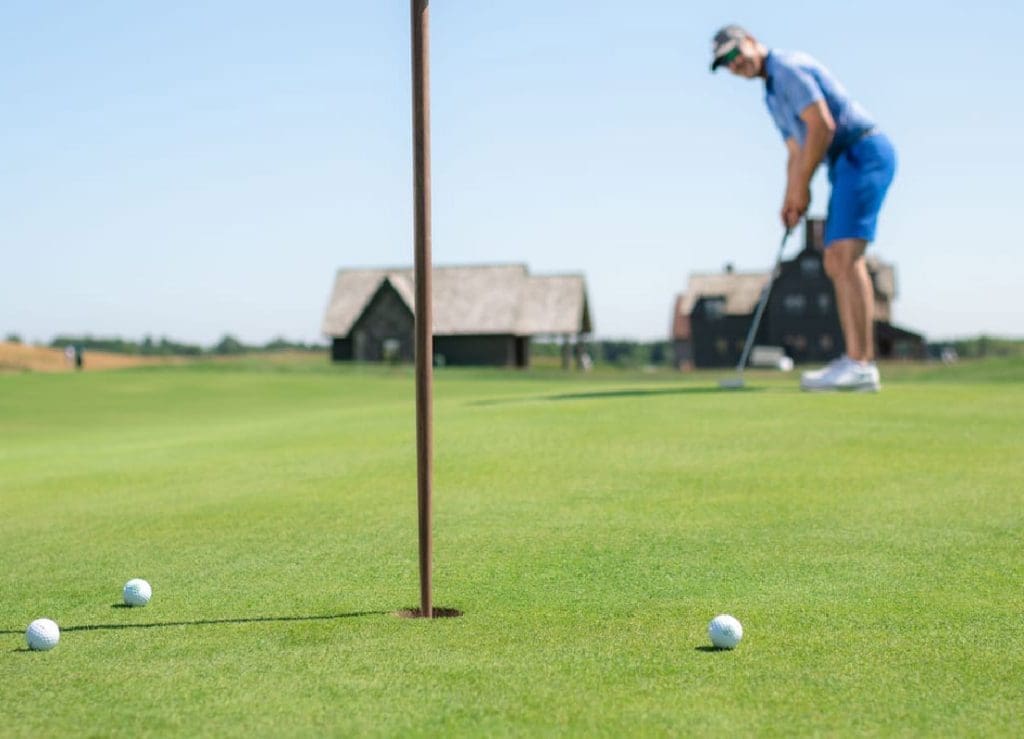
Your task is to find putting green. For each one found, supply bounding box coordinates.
[1,357,1021,735]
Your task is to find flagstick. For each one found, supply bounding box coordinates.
[411,0,433,619]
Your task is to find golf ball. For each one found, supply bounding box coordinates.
[708,614,743,649]
[26,618,60,651]
[123,578,152,607]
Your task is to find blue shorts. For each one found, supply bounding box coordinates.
[825,132,897,246]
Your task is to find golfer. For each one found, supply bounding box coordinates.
[711,25,896,392]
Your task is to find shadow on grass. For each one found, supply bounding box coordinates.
[2,611,386,639]
[472,385,764,406]
[694,646,735,653]
[549,387,766,401]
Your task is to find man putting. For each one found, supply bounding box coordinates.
[711,25,897,392]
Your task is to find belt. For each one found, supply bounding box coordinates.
[829,127,878,165]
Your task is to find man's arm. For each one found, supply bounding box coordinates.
[781,99,836,228]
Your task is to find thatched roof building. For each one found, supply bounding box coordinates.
[322,264,592,367]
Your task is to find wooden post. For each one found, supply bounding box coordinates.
[411,0,433,619]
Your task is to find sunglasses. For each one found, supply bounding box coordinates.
[718,47,742,67]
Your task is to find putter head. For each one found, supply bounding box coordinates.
[719,377,745,390]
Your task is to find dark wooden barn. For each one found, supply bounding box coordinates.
[322,264,592,368]
[672,219,925,369]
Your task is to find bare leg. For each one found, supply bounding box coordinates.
[824,238,874,363]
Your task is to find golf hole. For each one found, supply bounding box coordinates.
[394,607,463,619]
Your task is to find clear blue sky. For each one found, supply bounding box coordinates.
[2,1,1021,345]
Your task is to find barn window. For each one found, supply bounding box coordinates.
[704,297,725,320]
[800,258,821,277]
[783,294,806,314]
[784,334,808,351]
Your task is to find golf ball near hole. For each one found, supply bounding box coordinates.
[708,614,743,649]
[123,578,152,607]
[26,618,60,651]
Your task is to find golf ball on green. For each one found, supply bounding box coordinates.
[26,618,60,651]
[708,614,743,649]
[123,578,152,607]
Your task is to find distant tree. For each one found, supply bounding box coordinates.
[261,336,328,352]
[49,334,204,356]
[950,335,1024,358]
[159,337,203,356]
[211,334,248,355]
[599,341,644,366]
[51,335,135,354]
[529,341,561,358]
[5,333,22,344]
[263,337,291,352]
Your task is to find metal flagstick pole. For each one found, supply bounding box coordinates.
[411,0,433,619]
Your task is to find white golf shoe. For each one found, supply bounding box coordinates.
[800,355,881,392]
[801,355,850,384]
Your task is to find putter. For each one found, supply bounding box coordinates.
[719,227,793,389]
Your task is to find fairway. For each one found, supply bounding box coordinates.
[2,358,1022,736]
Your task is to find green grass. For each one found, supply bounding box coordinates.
[1,357,1022,736]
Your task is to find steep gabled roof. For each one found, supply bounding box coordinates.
[321,268,407,338]
[676,271,772,318]
[432,264,529,335]
[517,274,592,334]
[673,255,896,331]
[321,264,591,337]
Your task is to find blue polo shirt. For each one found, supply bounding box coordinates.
[763,50,876,164]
